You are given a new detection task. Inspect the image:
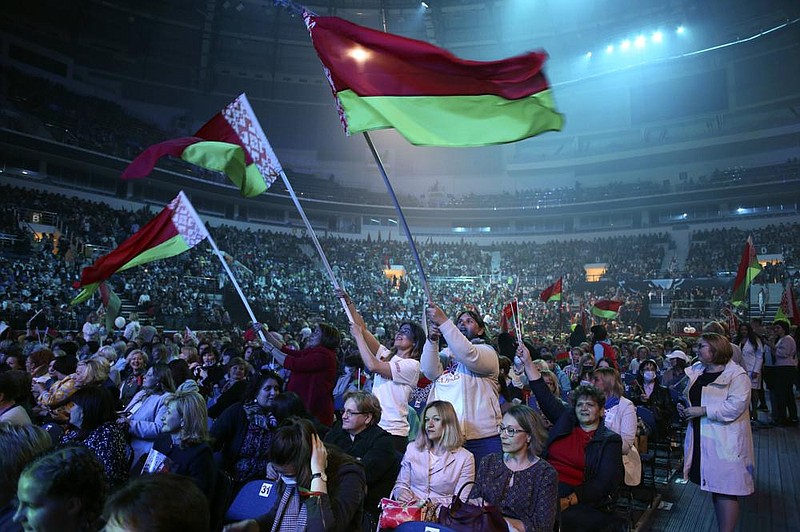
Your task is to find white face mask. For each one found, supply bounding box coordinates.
[579,380,592,387]
[643,371,656,383]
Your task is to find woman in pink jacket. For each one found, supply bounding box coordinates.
[678,332,754,532]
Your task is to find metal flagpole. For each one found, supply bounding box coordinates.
[205,229,269,345]
[278,170,353,322]
[362,132,432,303]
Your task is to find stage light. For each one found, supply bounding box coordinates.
[652,31,663,43]
[421,1,429,8]
[606,45,614,54]
[585,51,592,59]
[677,25,685,35]
[635,35,646,48]
[620,39,631,51]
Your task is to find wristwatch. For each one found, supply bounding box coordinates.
[311,471,328,482]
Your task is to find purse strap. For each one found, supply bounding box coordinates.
[454,480,477,501]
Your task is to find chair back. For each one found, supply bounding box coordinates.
[224,479,279,522]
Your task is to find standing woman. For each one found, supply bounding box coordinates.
[736,323,764,420]
[392,400,475,507]
[765,320,797,425]
[341,288,424,452]
[118,363,175,470]
[470,405,558,532]
[678,333,754,532]
[153,381,216,498]
[263,324,339,427]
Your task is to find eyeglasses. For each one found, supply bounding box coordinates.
[342,409,367,417]
[497,424,528,437]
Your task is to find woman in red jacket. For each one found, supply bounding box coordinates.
[263,324,340,427]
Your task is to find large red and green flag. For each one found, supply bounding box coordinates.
[731,236,763,308]
[304,12,564,147]
[121,93,281,197]
[591,300,623,319]
[540,277,563,303]
[98,282,121,332]
[71,191,209,304]
[774,282,800,326]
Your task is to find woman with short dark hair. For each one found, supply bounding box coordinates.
[263,324,340,427]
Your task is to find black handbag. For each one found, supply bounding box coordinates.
[437,481,507,532]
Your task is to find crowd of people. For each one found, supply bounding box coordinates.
[2,295,795,531]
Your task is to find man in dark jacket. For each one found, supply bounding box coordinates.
[323,391,400,518]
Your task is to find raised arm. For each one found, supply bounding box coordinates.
[337,288,381,355]
[350,322,392,380]
[519,343,567,424]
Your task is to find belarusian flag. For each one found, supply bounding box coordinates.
[72,191,209,304]
[304,12,563,147]
[98,282,121,332]
[499,300,520,334]
[774,282,800,326]
[731,236,763,308]
[540,277,563,303]
[122,93,281,197]
[591,300,623,319]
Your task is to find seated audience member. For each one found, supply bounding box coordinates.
[519,343,623,532]
[208,357,249,419]
[323,391,399,519]
[661,349,690,390]
[0,372,32,425]
[626,359,674,438]
[14,446,108,532]
[119,349,149,408]
[471,405,558,532]
[263,323,340,427]
[24,349,54,383]
[119,363,175,469]
[152,381,216,498]
[210,371,283,485]
[103,474,210,532]
[195,346,226,395]
[168,358,193,388]
[592,367,641,486]
[0,423,52,531]
[392,400,475,506]
[60,386,131,488]
[224,417,366,532]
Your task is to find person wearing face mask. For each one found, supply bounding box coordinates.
[211,371,283,486]
[151,380,216,498]
[625,359,674,440]
[421,302,502,464]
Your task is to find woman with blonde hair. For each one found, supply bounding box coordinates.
[152,381,216,497]
[392,400,475,506]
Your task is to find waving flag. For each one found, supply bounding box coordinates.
[774,282,800,326]
[591,300,623,319]
[731,236,762,308]
[122,93,281,197]
[540,277,563,303]
[72,192,209,304]
[304,12,563,147]
[499,300,521,334]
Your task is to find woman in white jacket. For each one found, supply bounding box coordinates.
[678,332,754,532]
[118,363,175,470]
[591,367,641,486]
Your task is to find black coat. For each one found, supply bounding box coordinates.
[531,377,624,509]
[626,376,675,439]
[323,422,400,515]
[152,433,217,499]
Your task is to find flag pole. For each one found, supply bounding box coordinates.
[205,230,269,345]
[278,170,354,322]
[362,132,431,302]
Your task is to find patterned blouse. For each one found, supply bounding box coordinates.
[470,453,559,532]
[61,422,131,488]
